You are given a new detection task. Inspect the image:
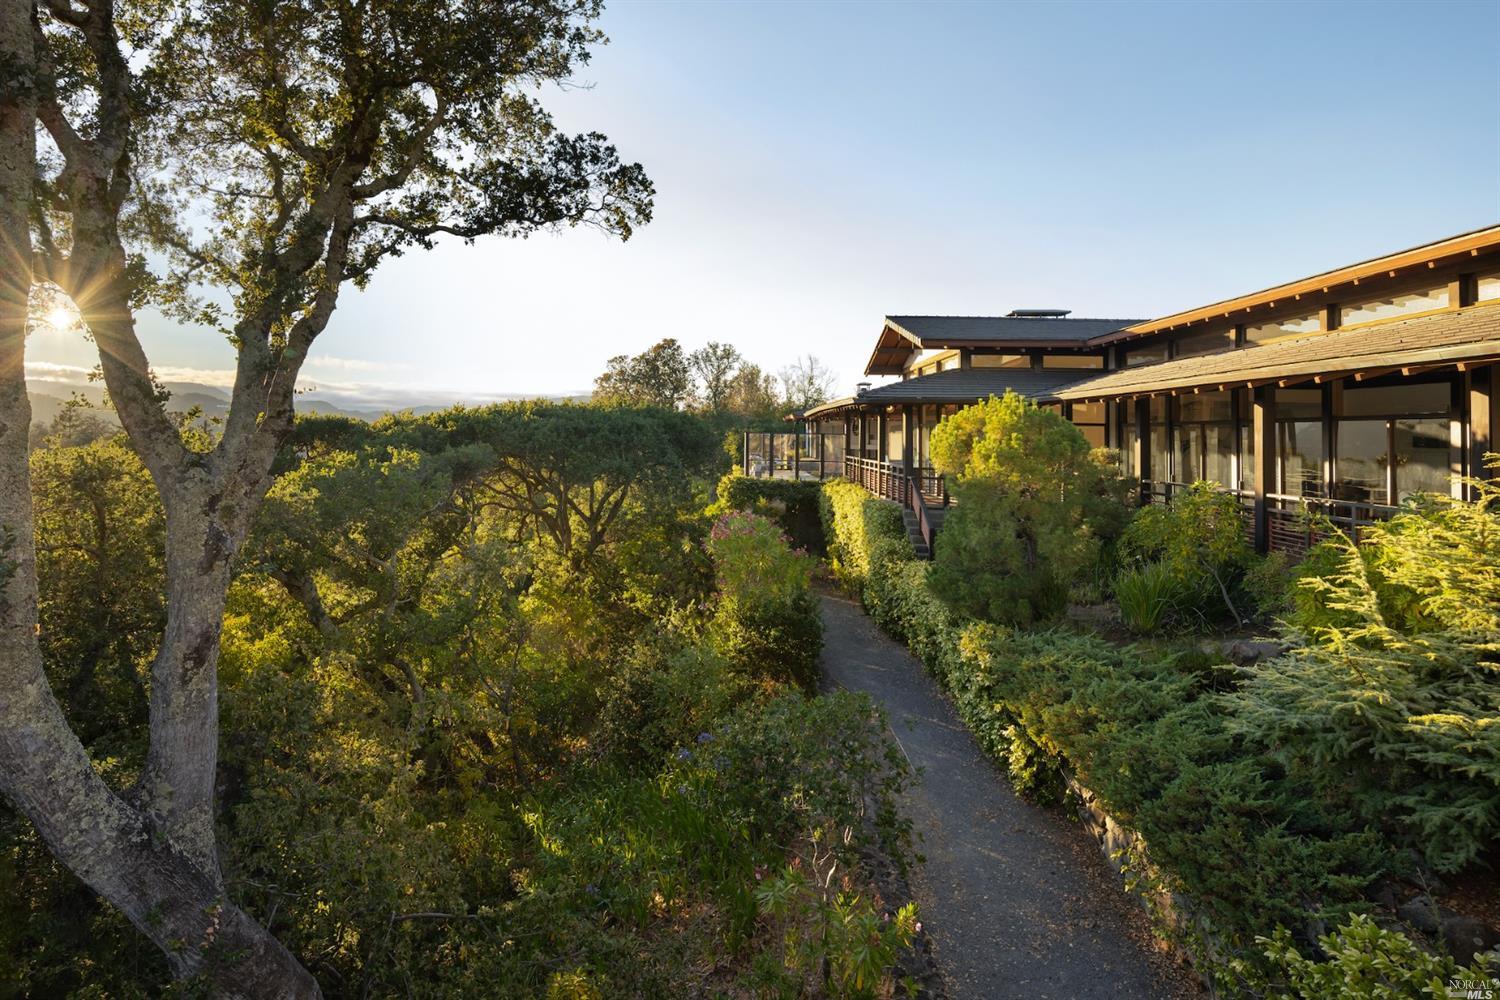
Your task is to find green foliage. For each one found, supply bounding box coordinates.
[753,868,919,999]
[1243,914,1495,999]
[7,405,918,996]
[1116,482,1257,627]
[1227,479,1500,874]
[706,512,823,690]
[819,479,911,596]
[947,627,1390,956]
[928,392,1129,626]
[594,338,693,408]
[1291,476,1500,637]
[709,473,825,553]
[1115,561,1187,635]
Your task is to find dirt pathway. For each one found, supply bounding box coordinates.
[818,586,1199,1000]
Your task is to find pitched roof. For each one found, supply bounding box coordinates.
[1090,223,1500,346]
[803,367,1084,419]
[865,315,1143,374]
[1057,304,1500,400]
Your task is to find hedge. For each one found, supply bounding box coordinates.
[817,479,910,595]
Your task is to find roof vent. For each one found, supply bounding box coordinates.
[1006,309,1071,318]
[855,382,871,396]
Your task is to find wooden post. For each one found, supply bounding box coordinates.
[877,410,888,463]
[1253,385,1276,554]
[1132,397,1150,506]
[768,431,775,479]
[1474,364,1498,490]
[793,423,802,481]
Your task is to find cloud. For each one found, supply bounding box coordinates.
[301,355,411,374]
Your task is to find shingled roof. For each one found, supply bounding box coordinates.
[865,315,1143,374]
[803,367,1083,419]
[1056,304,1500,400]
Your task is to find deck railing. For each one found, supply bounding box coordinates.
[1143,480,1401,557]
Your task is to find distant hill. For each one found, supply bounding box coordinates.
[27,378,594,432]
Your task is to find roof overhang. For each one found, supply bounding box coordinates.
[863,322,922,376]
[862,316,1096,375]
[1059,304,1500,401]
[1090,224,1500,347]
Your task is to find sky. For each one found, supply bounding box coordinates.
[27,0,1500,405]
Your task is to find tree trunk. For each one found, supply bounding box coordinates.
[0,5,319,994]
[136,500,235,873]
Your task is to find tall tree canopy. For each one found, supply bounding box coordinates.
[778,354,836,411]
[688,341,742,413]
[0,1,651,995]
[592,337,692,408]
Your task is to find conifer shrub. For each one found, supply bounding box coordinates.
[946,626,1391,956]
[1242,913,1495,999]
[1228,477,1500,874]
[927,392,1130,626]
[706,511,823,690]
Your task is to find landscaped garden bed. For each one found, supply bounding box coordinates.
[811,391,1500,997]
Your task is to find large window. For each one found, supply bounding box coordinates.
[1276,389,1324,497]
[1477,270,1500,304]
[1334,381,1452,504]
[885,410,904,462]
[1148,397,1170,486]
[1339,285,1450,327]
[1174,392,1234,487]
[1245,310,1320,345]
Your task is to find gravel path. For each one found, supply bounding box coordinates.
[818,586,1200,1000]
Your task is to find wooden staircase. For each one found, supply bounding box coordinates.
[902,503,946,559]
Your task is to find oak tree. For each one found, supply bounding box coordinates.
[0,0,651,995]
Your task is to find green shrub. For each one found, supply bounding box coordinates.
[1290,476,1500,637]
[706,511,823,689]
[819,479,911,595]
[753,868,919,1000]
[1116,482,1256,626]
[928,392,1129,626]
[709,473,826,553]
[1234,478,1500,874]
[1241,913,1495,999]
[1114,561,1187,634]
[946,626,1390,953]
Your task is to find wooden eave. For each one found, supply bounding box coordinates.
[1057,303,1500,401]
[1089,224,1500,346]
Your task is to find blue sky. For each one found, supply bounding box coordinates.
[30,0,1500,402]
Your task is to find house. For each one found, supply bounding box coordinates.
[747,224,1500,556]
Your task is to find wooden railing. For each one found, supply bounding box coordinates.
[908,471,938,554]
[1141,479,1401,557]
[844,456,908,503]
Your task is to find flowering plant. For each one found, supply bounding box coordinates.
[706,511,814,610]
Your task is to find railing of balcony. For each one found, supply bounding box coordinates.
[741,431,843,481]
[1141,479,1401,557]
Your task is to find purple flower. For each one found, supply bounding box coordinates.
[696,731,714,744]
[676,747,692,761]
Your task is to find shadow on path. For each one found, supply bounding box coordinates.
[818,586,1200,1000]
